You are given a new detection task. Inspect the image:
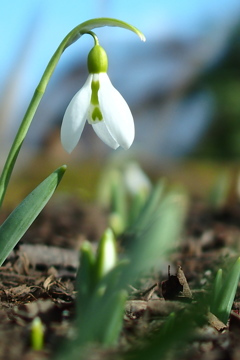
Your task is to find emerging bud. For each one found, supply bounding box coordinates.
[95,228,117,280]
[30,317,45,351]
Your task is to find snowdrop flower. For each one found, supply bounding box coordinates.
[61,36,135,152]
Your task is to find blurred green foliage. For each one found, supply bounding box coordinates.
[192,29,240,159]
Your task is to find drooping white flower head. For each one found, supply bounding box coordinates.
[61,37,135,153]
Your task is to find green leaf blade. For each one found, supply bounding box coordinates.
[99,290,127,346]
[0,165,66,266]
[216,257,240,324]
[66,18,146,48]
[129,179,166,233]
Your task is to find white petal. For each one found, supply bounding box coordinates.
[61,75,92,153]
[98,73,135,150]
[92,121,119,149]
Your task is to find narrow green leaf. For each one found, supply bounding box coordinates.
[128,189,148,227]
[126,189,188,279]
[76,241,96,323]
[129,179,166,233]
[99,290,127,345]
[109,171,127,234]
[211,268,223,311]
[208,171,231,208]
[0,165,66,266]
[214,257,240,323]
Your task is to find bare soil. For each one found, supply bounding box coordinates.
[1,196,240,360]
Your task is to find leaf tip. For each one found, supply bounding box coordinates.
[61,164,67,170]
[55,164,67,182]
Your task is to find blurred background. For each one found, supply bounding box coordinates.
[1,0,240,203]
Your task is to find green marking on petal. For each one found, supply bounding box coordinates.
[92,107,103,121]
[89,79,103,121]
[91,80,100,105]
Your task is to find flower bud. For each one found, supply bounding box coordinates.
[95,228,117,280]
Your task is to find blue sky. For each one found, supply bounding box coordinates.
[1,0,157,81]
[2,0,240,92]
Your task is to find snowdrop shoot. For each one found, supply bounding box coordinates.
[61,32,139,152]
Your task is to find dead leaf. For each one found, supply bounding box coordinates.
[208,312,227,332]
[176,265,193,299]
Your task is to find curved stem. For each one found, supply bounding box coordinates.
[0,18,145,207]
[86,31,99,46]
